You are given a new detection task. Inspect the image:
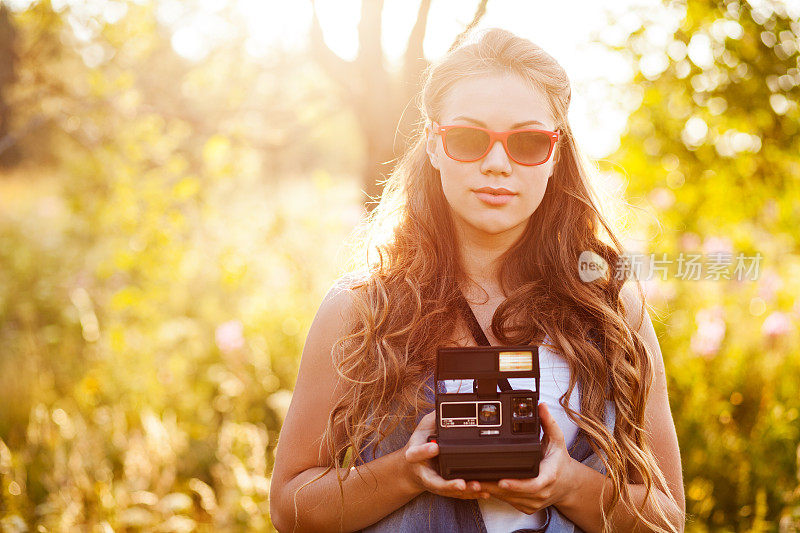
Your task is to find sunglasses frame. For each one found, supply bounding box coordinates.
[433,123,560,166]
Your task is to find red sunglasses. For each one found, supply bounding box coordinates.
[433,123,560,166]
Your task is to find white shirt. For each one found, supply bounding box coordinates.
[441,335,580,532]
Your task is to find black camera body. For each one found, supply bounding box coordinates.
[427,345,542,480]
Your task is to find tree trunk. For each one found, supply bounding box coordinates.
[308,0,489,211]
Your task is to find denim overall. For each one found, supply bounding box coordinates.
[357,297,616,533]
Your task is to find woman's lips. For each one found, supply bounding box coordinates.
[474,191,516,206]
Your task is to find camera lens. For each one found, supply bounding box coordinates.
[478,403,499,425]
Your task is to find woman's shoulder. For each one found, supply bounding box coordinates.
[327,270,371,294]
[322,270,366,296]
[316,271,372,324]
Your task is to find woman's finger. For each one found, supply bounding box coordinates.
[539,403,565,446]
[416,411,436,429]
[477,481,510,497]
[442,485,491,500]
[495,491,547,510]
[419,466,466,493]
[405,441,438,462]
[434,479,490,500]
[486,493,543,514]
[497,477,547,494]
[478,479,534,497]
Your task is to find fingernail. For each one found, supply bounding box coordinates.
[481,493,490,499]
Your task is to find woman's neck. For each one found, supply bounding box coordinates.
[456,221,524,300]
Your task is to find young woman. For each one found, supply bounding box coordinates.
[270,28,685,533]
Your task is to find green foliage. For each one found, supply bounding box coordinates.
[0,1,362,531]
[0,126,360,530]
[604,0,800,530]
[2,0,799,531]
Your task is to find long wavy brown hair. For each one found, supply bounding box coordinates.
[298,28,681,533]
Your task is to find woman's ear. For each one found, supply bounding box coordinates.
[425,122,440,170]
[550,137,562,170]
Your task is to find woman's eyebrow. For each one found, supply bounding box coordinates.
[452,115,545,128]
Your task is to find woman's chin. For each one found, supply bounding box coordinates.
[466,218,524,237]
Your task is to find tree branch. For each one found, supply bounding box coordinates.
[402,0,431,91]
[308,0,358,99]
[448,0,489,52]
[357,0,385,80]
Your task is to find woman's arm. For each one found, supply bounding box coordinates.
[556,283,686,532]
[269,282,482,532]
[557,462,684,533]
[273,448,423,533]
[269,284,422,532]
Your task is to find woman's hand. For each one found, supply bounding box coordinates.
[474,403,580,514]
[402,411,491,500]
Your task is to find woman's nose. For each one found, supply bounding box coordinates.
[480,140,512,175]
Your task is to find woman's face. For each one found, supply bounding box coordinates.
[425,73,559,240]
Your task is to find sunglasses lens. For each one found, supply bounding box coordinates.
[444,127,490,160]
[508,131,552,165]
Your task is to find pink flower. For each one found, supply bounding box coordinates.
[649,187,675,210]
[690,307,726,357]
[761,311,792,339]
[215,320,245,354]
[642,278,676,303]
[757,270,783,303]
[702,236,734,256]
[680,232,702,251]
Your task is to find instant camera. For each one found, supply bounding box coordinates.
[427,345,542,480]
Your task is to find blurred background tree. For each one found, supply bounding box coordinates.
[308,0,488,208]
[0,0,798,531]
[0,3,19,167]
